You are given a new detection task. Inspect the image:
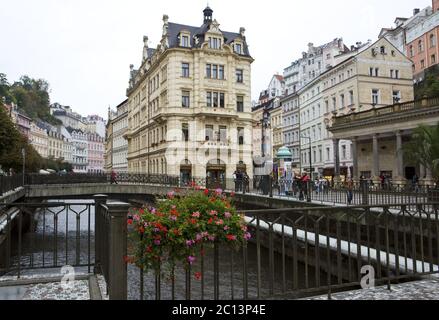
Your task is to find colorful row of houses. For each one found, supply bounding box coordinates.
[2,102,105,173]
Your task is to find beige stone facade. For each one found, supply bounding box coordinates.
[330,97,439,185]
[125,7,254,182]
[298,37,414,180]
[29,123,48,159]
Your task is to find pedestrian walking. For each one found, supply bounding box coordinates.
[346,178,354,205]
[111,170,118,185]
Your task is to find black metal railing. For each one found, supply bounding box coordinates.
[2,199,439,300]
[0,174,24,197]
[130,204,439,300]
[0,201,95,277]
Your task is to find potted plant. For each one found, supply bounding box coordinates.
[126,185,251,280]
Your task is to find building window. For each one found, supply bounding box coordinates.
[182,91,190,108]
[372,89,380,105]
[375,68,379,77]
[236,69,243,83]
[235,43,242,54]
[393,90,401,103]
[182,123,189,142]
[206,64,225,79]
[380,46,386,54]
[430,34,437,47]
[206,91,225,108]
[181,35,190,47]
[238,127,244,145]
[340,94,345,109]
[208,37,221,49]
[182,63,190,78]
[349,90,354,106]
[432,54,437,64]
[409,45,414,57]
[421,59,425,68]
[342,145,347,160]
[237,95,244,112]
[205,125,214,141]
[219,126,227,142]
[418,40,424,53]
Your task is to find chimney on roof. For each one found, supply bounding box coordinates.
[239,27,246,38]
[413,8,420,15]
[142,36,149,61]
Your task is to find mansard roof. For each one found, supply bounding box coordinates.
[166,21,251,57]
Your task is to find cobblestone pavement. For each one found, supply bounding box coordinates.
[0,268,103,300]
[305,279,439,300]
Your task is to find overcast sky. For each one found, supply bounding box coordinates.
[0,0,431,119]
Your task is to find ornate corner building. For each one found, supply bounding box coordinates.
[125,7,254,182]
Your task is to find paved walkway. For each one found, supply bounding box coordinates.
[0,269,107,300]
[306,278,439,300]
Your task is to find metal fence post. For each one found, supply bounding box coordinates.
[107,201,131,300]
[93,195,108,274]
[269,175,273,198]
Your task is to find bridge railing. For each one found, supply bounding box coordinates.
[2,199,439,300]
[127,203,439,300]
[0,201,95,277]
[0,174,23,197]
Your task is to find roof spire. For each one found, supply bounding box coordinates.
[203,4,213,24]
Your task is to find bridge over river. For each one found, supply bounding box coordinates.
[0,174,438,300]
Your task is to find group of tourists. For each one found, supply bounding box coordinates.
[0,165,15,176]
[233,170,250,193]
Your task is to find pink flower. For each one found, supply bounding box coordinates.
[209,210,218,216]
[133,214,140,222]
[208,235,216,242]
[188,256,196,265]
[226,234,237,241]
[224,226,229,231]
[170,215,177,221]
[216,219,224,226]
[167,191,175,199]
[196,234,203,241]
[186,240,195,247]
[244,232,252,240]
[224,212,232,219]
[215,188,223,195]
[150,208,157,214]
[192,212,201,218]
[154,240,161,246]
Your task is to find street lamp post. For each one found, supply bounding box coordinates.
[21,148,26,187]
[301,135,312,202]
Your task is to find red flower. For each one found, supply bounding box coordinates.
[230,192,236,198]
[195,272,202,281]
[190,219,198,225]
[138,226,145,234]
[146,246,153,253]
[226,234,237,241]
[204,189,209,196]
[208,218,214,224]
[127,219,133,225]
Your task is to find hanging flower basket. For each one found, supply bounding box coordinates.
[126,185,251,280]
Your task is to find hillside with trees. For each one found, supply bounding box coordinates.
[0,102,42,173]
[0,73,61,125]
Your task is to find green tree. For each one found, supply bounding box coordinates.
[0,105,42,173]
[403,123,439,179]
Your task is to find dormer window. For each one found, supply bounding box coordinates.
[181,35,190,47]
[208,37,221,49]
[234,43,242,54]
[180,32,191,47]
